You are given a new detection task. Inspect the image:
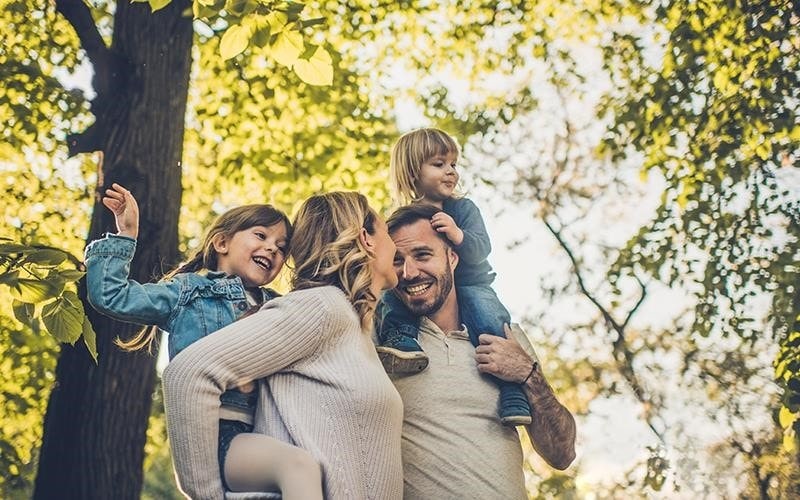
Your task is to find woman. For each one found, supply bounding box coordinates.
[163,192,403,499]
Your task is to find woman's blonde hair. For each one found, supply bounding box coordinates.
[116,204,292,353]
[389,127,461,204]
[290,192,379,329]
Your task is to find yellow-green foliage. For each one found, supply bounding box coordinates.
[0,313,57,497]
[2,0,798,496]
[600,0,799,451]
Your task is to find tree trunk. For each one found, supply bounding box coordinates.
[34,1,193,498]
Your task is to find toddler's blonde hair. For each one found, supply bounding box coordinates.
[389,127,461,204]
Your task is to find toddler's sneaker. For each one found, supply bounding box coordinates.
[376,336,429,374]
[499,384,532,426]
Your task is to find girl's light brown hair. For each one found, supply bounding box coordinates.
[116,204,292,353]
[389,127,461,204]
[290,191,379,329]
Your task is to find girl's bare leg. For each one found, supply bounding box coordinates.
[224,433,323,500]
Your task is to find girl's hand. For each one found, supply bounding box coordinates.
[431,211,464,246]
[102,183,140,239]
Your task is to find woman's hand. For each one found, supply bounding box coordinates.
[102,183,140,239]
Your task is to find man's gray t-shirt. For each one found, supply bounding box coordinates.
[390,317,527,500]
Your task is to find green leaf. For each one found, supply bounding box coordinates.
[12,299,35,324]
[251,22,271,48]
[58,269,86,282]
[192,0,218,18]
[25,248,67,266]
[41,291,84,344]
[299,17,325,29]
[220,24,251,61]
[0,243,30,255]
[783,431,797,453]
[293,46,333,86]
[11,278,62,303]
[264,10,288,33]
[0,269,19,287]
[789,125,800,142]
[149,0,171,11]
[271,30,303,68]
[225,0,257,16]
[83,317,98,363]
[283,1,305,16]
[779,406,797,428]
[754,141,771,160]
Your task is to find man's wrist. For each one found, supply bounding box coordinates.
[524,366,560,407]
[522,360,538,384]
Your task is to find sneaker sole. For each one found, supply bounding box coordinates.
[376,349,429,374]
[500,415,532,426]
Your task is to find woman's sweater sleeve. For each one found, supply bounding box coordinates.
[162,288,337,499]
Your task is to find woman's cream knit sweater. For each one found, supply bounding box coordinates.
[163,286,404,499]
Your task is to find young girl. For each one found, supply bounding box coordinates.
[376,127,533,426]
[84,183,323,500]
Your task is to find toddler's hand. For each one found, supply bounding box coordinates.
[431,211,463,246]
[102,183,139,239]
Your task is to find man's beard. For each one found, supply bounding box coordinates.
[395,257,454,316]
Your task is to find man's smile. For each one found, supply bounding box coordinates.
[403,282,433,296]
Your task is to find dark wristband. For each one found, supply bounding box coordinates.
[522,361,538,384]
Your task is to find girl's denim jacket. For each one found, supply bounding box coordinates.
[85,234,278,412]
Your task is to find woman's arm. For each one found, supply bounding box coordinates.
[162,288,336,499]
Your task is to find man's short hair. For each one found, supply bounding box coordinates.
[386,203,453,248]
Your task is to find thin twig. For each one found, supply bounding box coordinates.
[544,216,665,443]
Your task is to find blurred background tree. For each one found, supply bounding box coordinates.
[1,0,797,498]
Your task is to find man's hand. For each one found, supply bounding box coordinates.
[474,324,535,383]
[477,324,577,470]
[102,183,139,239]
[430,211,464,246]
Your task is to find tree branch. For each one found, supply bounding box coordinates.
[56,0,131,157]
[543,218,615,326]
[55,0,110,68]
[621,274,647,331]
[544,216,665,443]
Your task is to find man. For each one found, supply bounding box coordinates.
[383,203,576,499]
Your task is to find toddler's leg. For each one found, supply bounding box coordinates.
[458,285,532,426]
[375,290,429,374]
[224,433,323,500]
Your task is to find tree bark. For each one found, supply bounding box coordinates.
[34,1,193,498]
